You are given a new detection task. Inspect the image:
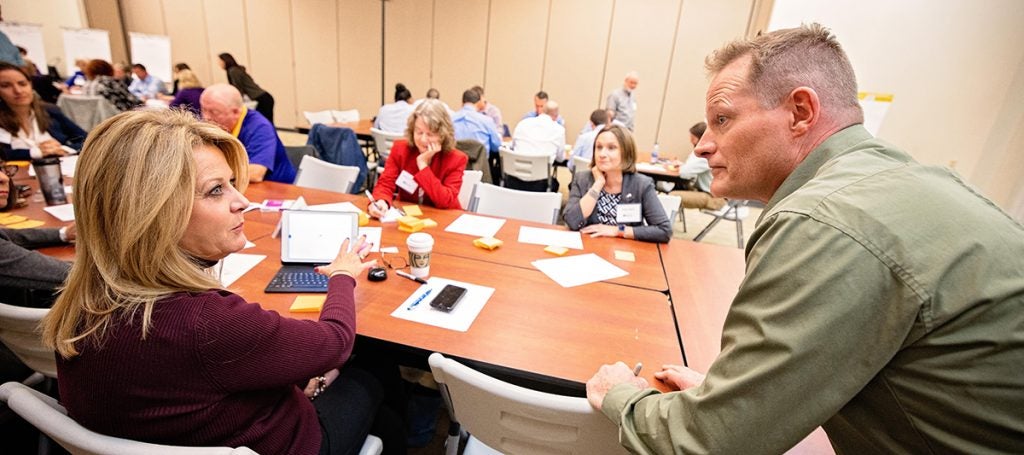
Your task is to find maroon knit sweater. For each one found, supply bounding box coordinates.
[56,275,358,455]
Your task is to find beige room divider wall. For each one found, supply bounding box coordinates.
[110,0,757,153]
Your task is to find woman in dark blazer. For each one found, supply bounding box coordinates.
[218,52,275,125]
[0,62,86,160]
[564,124,672,243]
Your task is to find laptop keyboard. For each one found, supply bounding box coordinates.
[265,269,328,293]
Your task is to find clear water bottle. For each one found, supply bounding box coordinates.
[651,143,660,163]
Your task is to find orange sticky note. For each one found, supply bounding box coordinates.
[402,205,423,217]
[614,250,636,262]
[289,295,326,313]
[6,220,45,229]
[543,245,569,256]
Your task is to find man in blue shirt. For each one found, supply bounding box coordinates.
[452,89,501,155]
[128,64,167,100]
[521,90,564,126]
[567,109,612,172]
[200,84,296,183]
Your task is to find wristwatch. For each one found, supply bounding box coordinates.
[617,224,626,238]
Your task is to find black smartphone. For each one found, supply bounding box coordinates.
[430,284,467,312]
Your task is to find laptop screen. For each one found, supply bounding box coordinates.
[280,210,359,263]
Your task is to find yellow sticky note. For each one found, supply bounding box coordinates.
[398,224,424,233]
[544,245,569,256]
[0,214,26,225]
[402,205,423,217]
[614,250,636,262]
[7,220,45,229]
[473,237,503,250]
[398,215,423,228]
[420,218,437,228]
[289,295,326,313]
[358,212,370,226]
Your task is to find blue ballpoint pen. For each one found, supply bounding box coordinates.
[407,288,433,311]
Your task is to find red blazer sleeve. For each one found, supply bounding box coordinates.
[369,140,410,208]
[416,149,468,210]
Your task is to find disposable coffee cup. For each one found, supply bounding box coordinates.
[407,232,434,278]
[31,157,67,206]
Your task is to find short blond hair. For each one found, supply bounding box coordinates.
[176,69,202,89]
[42,109,249,358]
[405,99,456,152]
[706,23,862,120]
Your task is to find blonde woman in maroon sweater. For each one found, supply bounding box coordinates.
[42,110,405,454]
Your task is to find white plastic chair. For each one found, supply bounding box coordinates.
[294,154,361,194]
[428,353,627,455]
[0,302,55,383]
[468,183,561,225]
[331,109,360,123]
[499,147,552,189]
[459,170,483,210]
[694,199,751,248]
[369,128,404,165]
[657,193,682,226]
[0,382,384,455]
[303,110,336,126]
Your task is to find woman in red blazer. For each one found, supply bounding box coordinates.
[368,99,467,216]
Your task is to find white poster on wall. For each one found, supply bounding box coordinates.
[0,22,48,75]
[129,32,172,83]
[858,92,893,137]
[62,28,112,76]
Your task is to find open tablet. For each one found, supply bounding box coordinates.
[280,210,359,264]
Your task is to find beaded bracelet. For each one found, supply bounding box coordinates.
[309,375,327,401]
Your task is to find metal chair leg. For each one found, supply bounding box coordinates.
[693,205,734,243]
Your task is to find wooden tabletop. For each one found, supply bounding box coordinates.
[243,182,669,292]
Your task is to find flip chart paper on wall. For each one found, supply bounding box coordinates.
[0,22,47,75]
[62,28,111,76]
[129,33,172,83]
[858,92,894,136]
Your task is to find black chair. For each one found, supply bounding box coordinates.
[285,145,319,170]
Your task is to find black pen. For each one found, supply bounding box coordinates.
[396,269,428,285]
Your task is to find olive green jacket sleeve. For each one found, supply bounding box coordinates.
[602,212,923,454]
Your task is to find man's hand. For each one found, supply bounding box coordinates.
[654,364,705,391]
[586,361,649,410]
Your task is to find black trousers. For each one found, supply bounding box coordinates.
[255,92,275,125]
[315,354,407,455]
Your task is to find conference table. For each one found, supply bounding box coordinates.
[13,171,831,453]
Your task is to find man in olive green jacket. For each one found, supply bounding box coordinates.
[587,23,1024,454]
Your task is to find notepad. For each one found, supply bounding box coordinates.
[473,237,503,250]
[290,295,326,313]
[614,250,636,262]
[402,205,423,216]
[0,214,26,225]
[6,220,45,229]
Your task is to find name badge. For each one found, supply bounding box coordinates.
[396,170,419,194]
[617,203,642,223]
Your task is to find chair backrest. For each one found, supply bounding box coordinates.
[56,94,119,131]
[572,155,591,172]
[331,109,360,123]
[469,183,561,225]
[428,353,627,455]
[303,110,335,126]
[284,145,319,170]
[294,154,360,194]
[0,381,259,454]
[0,303,56,378]
[456,139,491,184]
[459,170,483,210]
[657,193,682,224]
[499,147,551,183]
[369,128,404,163]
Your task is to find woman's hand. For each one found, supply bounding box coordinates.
[303,368,341,398]
[591,164,607,188]
[366,199,389,219]
[581,224,619,238]
[416,141,441,170]
[38,140,67,157]
[315,236,376,278]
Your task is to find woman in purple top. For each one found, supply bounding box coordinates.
[42,110,405,455]
[168,69,203,116]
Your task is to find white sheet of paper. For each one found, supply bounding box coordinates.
[307,201,362,213]
[380,207,404,223]
[43,203,75,221]
[617,203,641,223]
[531,253,628,287]
[396,170,419,194]
[358,226,382,252]
[444,213,506,238]
[517,226,584,250]
[219,253,266,287]
[390,277,494,332]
